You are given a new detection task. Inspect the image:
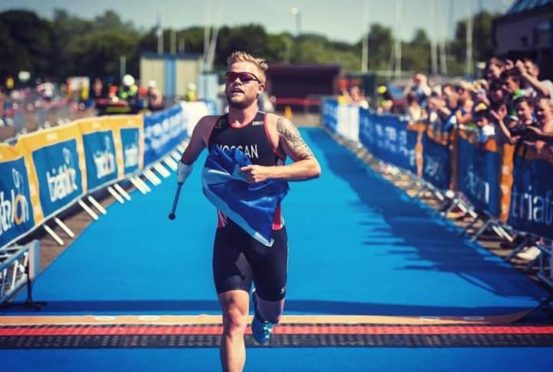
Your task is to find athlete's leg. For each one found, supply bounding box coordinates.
[253,292,285,323]
[218,289,250,372]
[213,223,254,371]
[249,227,288,328]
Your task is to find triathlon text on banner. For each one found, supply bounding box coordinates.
[0,144,35,248]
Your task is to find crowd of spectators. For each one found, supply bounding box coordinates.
[0,74,168,141]
[365,57,553,155]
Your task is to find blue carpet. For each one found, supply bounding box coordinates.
[5,128,547,316]
[2,348,552,372]
[3,128,552,371]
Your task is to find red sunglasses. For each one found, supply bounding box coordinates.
[225,71,262,84]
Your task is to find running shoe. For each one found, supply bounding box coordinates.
[251,290,274,345]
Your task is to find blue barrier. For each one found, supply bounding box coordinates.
[359,110,416,173]
[321,98,338,133]
[421,132,451,191]
[457,137,502,217]
[508,153,553,239]
[0,101,215,250]
[31,139,84,219]
[120,127,141,175]
[0,157,35,248]
[83,131,118,192]
[143,104,188,167]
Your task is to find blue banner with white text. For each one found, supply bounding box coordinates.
[359,109,416,173]
[143,104,187,166]
[120,127,141,175]
[83,131,118,191]
[0,154,35,248]
[422,132,451,190]
[457,137,501,216]
[508,155,553,239]
[321,98,338,133]
[31,139,84,218]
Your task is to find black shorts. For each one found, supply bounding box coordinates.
[212,219,288,301]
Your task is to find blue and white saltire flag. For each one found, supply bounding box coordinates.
[202,146,289,247]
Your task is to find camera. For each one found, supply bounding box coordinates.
[509,123,532,137]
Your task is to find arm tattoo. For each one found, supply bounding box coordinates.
[276,117,314,160]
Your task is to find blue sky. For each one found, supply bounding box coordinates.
[0,0,514,43]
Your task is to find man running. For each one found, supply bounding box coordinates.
[177,51,321,372]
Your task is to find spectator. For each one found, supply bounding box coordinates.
[146,80,163,110]
[405,91,424,122]
[530,98,553,153]
[427,91,455,133]
[349,85,369,109]
[485,57,505,83]
[184,83,197,101]
[454,81,474,126]
[495,96,536,144]
[501,69,527,115]
[118,74,138,103]
[37,79,55,102]
[516,58,553,102]
[473,103,496,145]
[404,73,431,108]
[488,79,507,111]
[375,85,394,113]
[90,78,105,101]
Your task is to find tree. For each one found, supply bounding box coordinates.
[215,24,269,68]
[49,10,93,79]
[66,29,140,79]
[402,29,431,73]
[0,10,53,79]
[367,23,394,71]
[450,10,498,76]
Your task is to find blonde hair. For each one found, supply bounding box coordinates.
[227,51,268,82]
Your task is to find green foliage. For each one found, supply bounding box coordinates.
[0,8,501,82]
[0,10,53,77]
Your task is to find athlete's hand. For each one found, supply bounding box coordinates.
[240,165,272,183]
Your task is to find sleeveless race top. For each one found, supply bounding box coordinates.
[208,112,285,229]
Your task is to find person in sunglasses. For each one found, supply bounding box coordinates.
[178,51,321,371]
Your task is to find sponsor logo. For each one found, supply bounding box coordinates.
[0,169,30,236]
[46,147,78,203]
[463,165,490,204]
[511,186,553,225]
[145,114,185,151]
[124,142,139,168]
[251,120,263,126]
[93,136,116,178]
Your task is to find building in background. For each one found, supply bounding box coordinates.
[140,53,203,100]
[494,0,553,79]
[266,64,341,113]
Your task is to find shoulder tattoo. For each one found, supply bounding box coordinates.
[276,117,314,159]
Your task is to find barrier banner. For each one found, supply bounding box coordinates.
[78,115,143,191]
[507,150,553,239]
[81,129,118,192]
[337,105,359,143]
[143,104,187,166]
[120,127,141,175]
[359,110,416,173]
[359,108,377,154]
[457,136,502,216]
[422,131,451,190]
[17,124,86,222]
[0,145,35,248]
[321,98,338,133]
